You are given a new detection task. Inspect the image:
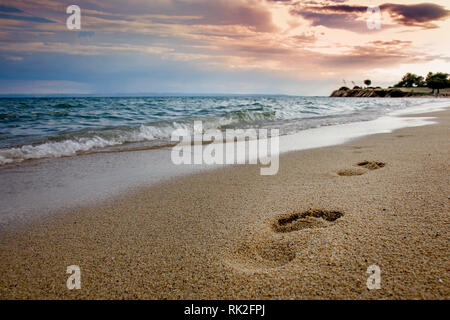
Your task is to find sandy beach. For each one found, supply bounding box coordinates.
[0,108,448,300]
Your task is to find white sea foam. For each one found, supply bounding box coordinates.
[0,117,255,164]
[0,125,170,164]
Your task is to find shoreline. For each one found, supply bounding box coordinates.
[330,88,450,98]
[0,100,447,228]
[0,97,446,168]
[0,108,449,299]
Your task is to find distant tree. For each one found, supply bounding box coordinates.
[353,86,361,89]
[364,79,372,87]
[394,73,425,87]
[426,72,450,94]
[339,86,350,91]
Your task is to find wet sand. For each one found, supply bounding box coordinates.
[0,109,449,299]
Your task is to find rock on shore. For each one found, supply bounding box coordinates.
[330,88,430,98]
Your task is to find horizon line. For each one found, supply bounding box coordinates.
[0,92,326,98]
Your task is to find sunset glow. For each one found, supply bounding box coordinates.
[1,0,449,95]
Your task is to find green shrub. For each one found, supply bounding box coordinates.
[387,89,405,97]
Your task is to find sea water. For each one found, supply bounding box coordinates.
[0,96,444,165]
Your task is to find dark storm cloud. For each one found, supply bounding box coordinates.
[293,2,450,30]
[380,3,450,27]
[295,11,366,32]
[0,5,22,13]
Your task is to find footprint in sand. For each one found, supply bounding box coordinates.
[224,237,297,271]
[356,160,385,170]
[272,209,344,233]
[337,168,366,176]
[336,160,386,176]
[396,134,413,138]
[225,209,344,272]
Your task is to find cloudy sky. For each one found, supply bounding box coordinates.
[0,0,449,95]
